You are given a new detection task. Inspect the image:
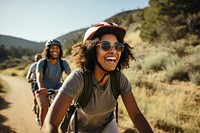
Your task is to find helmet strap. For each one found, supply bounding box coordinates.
[94,51,111,84]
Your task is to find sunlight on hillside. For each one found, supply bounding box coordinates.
[125,30,142,47]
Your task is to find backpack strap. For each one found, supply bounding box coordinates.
[59,58,65,73]
[43,59,48,78]
[59,58,65,82]
[110,71,121,99]
[110,71,121,123]
[77,71,93,108]
[70,71,93,133]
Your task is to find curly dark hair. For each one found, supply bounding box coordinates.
[71,38,135,72]
[42,46,63,59]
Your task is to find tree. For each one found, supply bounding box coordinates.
[140,0,200,42]
[0,44,8,61]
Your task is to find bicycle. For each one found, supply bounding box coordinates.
[27,79,40,124]
[35,88,70,132]
[35,89,58,128]
[46,89,58,105]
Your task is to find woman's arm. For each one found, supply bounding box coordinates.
[26,64,34,82]
[36,60,46,90]
[36,71,48,95]
[37,71,44,88]
[42,92,73,133]
[122,91,153,133]
[26,70,33,82]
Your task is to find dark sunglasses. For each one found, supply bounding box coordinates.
[96,41,125,52]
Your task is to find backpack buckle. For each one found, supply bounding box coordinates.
[74,103,81,109]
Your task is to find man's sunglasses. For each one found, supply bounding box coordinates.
[96,41,125,52]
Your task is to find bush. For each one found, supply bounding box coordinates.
[185,48,200,85]
[170,40,188,57]
[155,119,184,133]
[165,64,190,83]
[189,72,200,85]
[11,72,17,76]
[0,57,33,71]
[143,52,170,72]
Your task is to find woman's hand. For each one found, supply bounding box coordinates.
[37,88,48,95]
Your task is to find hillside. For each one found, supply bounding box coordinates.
[0,9,143,55]
[1,6,200,133]
[57,28,86,44]
[57,9,144,44]
[56,9,144,55]
[56,8,200,133]
[0,34,44,51]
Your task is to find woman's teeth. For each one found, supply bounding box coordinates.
[106,57,116,62]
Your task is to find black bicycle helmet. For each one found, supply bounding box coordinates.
[45,39,62,47]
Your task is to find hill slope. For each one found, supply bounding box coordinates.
[0,34,44,51]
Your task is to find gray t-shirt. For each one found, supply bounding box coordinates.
[37,58,71,89]
[27,62,37,80]
[60,69,132,132]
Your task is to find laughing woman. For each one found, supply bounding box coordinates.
[42,22,153,133]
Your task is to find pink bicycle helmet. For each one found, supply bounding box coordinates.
[83,22,126,43]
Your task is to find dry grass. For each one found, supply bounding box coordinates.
[119,47,199,132]
[125,30,142,47]
[0,67,28,77]
[118,70,200,132]
[117,32,200,132]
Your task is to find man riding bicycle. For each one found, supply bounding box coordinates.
[26,53,42,114]
[36,39,71,127]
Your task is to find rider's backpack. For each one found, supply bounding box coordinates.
[60,70,121,133]
[43,58,65,78]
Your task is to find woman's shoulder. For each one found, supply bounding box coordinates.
[38,58,46,64]
[70,68,85,77]
[119,71,127,79]
[30,62,37,67]
[111,71,126,79]
[59,58,69,63]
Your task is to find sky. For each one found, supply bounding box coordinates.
[0,0,149,42]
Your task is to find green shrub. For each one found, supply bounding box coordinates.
[165,64,190,82]
[0,80,4,93]
[170,40,188,57]
[185,47,200,85]
[11,72,17,76]
[185,34,200,47]
[143,52,170,72]
[155,119,184,133]
[0,63,7,69]
[189,72,200,85]
[0,57,33,71]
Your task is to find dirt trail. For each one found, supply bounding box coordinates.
[0,74,40,133]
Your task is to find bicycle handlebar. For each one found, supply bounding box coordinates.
[47,89,58,95]
[28,79,37,83]
[36,89,58,95]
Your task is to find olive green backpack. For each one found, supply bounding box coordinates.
[60,70,121,133]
